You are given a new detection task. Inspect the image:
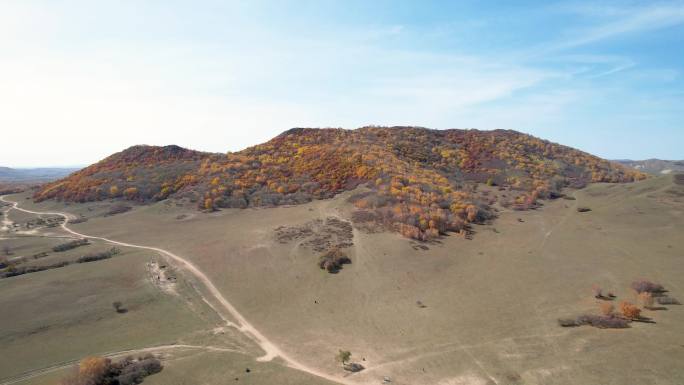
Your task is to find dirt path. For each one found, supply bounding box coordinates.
[0,196,355,385]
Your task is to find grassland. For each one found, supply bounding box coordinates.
[0,204,334,385]
[2,174,683,385]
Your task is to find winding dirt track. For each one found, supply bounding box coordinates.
[0,196,354,385]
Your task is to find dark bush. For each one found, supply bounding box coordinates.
[575,314,629,329]
[63,356,163,385]
[53,238,89,252]
[32,252,49,259]
[105,204,132,217]
[77,247,120,263]
[0,261,71,279]
[631,280,665,294]
[351,210,377,223]
[558,318,579,327]
[576,207,591,212]
[319,248,351,273]
[657,296,681,305]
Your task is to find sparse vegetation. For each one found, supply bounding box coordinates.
[657,296,681,305]
[575,314,629,329]
[619,301,641,319]
[319,248,351,273]
[53,238,89,252]
[1,260,71,279]
[76,247,120,263]
[105,204,132,217]
[112,301,127,314]
[61,355,162,385]
[631,280,665,294]
[336,350,351,365]
[592,285,615,300]
[0,247,120,279]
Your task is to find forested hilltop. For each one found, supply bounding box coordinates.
[34,127,646,240]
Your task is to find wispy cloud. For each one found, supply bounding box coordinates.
[0,1,682,165]
[567,4,683,48]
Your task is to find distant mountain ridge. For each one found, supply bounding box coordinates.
[34,126,647,240]
[614,159,684,175]
[0,166,78,182]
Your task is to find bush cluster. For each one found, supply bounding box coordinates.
[76,247,120,263]
[319,249,351,273]
[53,239,89,252]
[62,355,162,385]
[631,280,665,294]
[559,314,628,329]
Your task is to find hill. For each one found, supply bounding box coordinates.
[614,159,684,175]
[34,127,646,240]
[0,166,78,182]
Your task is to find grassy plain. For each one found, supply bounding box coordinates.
[3,174,684,385]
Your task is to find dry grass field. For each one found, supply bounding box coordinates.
[2,174,683,384]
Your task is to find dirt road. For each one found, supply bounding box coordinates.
[0,196,355,385]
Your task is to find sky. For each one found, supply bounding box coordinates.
[1,0,683,167]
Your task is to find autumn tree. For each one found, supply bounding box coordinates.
[619,301,641,319]
[204,198,213,211]
[62,356,111,385]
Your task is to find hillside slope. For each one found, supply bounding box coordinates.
[34,127,646,240]
[614,159,684,175]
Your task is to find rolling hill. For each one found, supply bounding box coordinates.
[34,127,646,240]
[614,159,684,175]
[0,166,78,182]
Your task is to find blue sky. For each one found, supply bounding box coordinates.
[1,1,682,167]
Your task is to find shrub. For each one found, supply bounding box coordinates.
[576,207,591,212]
[631,280,665,294]
[336,350,351,365]
[619,301,641,319]
[592,285,603,298]
[657,296,681,305]
[76,247,120,263]
[319,249,351,273]
[61,356,112,385]
[62,355,162,385]
[104,204,132,217]
[1,261,71,279]
[575,314,629,329]
[53,239,89,252]
[112,301,126,313]
[558,318,579,327]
